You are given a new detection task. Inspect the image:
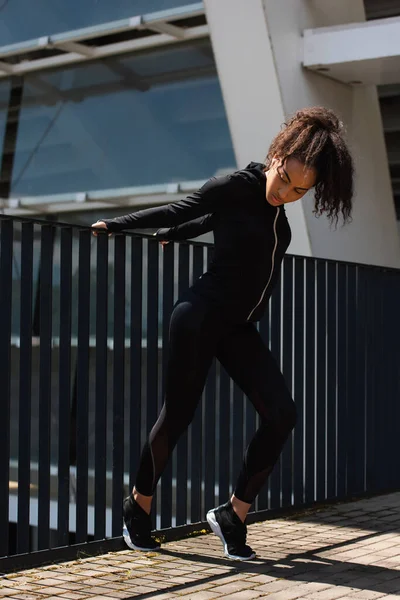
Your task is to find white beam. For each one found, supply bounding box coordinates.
[53,41,96,57]
[0,4,204,60]
[146,23,187,39]
[0,60,15,74]
[0,25,208,80]
[303,16,400,85]
[304,17,400,66]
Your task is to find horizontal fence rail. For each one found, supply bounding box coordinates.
[1,215,400,569]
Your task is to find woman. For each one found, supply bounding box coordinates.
[92,106,354,561]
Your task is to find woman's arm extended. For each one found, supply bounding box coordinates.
[94,176,232,233]
[154,213,215,242]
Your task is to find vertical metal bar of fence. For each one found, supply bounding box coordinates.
[304,259,315,504]
[269,275,282,508]
[336,263,347,498]
[382,270,390,490]
[111,235,126,537]
[190,244,204,523]
[346,265,358,495]
[380,269,387,490]
[378,270,388,490]
[75,230,91,543]
[129,237,143,493]
[293,257,305,505]
[94,233,109,540]
[372,270,383,490]
[386,271,398,491]
[365,269,376,491]
[355,267,367,493]
[70,374,77,470]
[57,227,73,548]
[376,269,384,490]
[381,272,389,490]
[316,260,326,501]
[326,262,337,499]
[380,270,388,490]
[0,219,13,557]
[17,222,34,554]
[160,242,174,529]
[391,272,400,488]
[37,225,54,550]
[146,238,159,525]
[282,257,293,507]
[175,244,189,526]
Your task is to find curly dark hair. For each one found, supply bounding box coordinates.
[264,107,354,226]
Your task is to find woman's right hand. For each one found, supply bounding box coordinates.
[91,220,112,237]
[153,232,169,248]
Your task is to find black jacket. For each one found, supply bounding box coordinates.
[102,162,291,322]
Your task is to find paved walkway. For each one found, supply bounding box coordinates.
[1,493,400,599]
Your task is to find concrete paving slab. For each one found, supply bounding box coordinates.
[2,493,400,599]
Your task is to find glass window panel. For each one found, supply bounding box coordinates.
[11,40,235,197]
[0,0,197,46]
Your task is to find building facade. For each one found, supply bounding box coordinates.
[1,0,400,266]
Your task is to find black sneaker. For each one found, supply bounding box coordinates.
[206,501,256,561]
[122,494,161,551]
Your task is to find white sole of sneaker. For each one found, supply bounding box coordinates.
[206,510,256,561]
[122,524,161,552]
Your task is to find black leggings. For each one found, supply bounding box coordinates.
[135,290,297,504]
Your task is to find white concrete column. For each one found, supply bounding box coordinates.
[203,0,312,257]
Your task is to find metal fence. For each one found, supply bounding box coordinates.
[1,215,400,570]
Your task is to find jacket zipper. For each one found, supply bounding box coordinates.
[246,206,280,321]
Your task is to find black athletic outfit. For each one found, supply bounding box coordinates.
[103,162,297,504]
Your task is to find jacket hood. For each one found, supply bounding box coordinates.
[233,161,266,190]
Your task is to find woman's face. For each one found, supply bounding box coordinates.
[265,156,317,207]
